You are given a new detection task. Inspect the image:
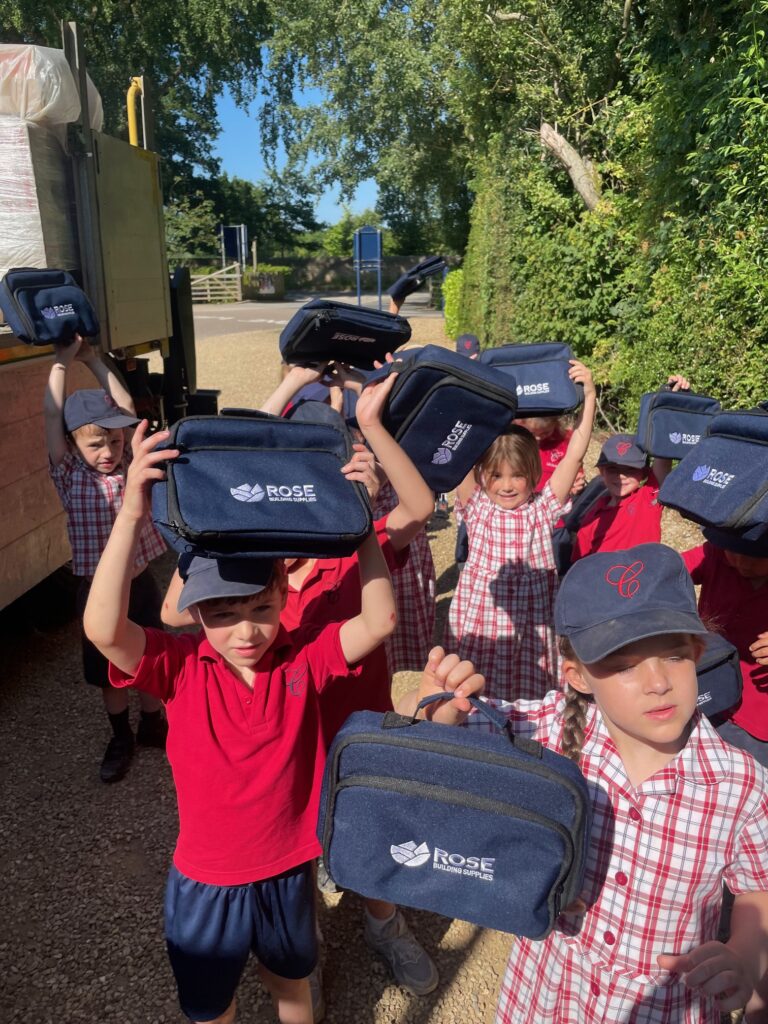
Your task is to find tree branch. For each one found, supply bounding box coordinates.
[539,122,601,210]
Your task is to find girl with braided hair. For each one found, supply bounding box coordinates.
[464,543,768,1024]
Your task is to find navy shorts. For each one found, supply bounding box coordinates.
[165,862,317,1021]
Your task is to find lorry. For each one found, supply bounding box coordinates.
[0,23,216,609]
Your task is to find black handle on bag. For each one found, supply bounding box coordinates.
[382,692,543,757]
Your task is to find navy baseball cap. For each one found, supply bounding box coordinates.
[555,543,707,663]
[177,554,277,612]
[456,333,480,357]
[64,389,139,432]
[597,433,648,470]
[703,526,768,559]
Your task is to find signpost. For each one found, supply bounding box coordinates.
[353,225,383,309]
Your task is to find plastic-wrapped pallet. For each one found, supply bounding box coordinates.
[0,44,103,280]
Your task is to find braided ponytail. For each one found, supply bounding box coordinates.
[559,637,591,765]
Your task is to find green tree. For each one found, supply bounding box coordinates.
[164,193,220,263]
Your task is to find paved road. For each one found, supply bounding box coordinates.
[193,291,441,341]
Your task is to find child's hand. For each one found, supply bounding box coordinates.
[53,336,83,366]
[341,442,380,503]
[355,372,398,431]
[122,420,179,522]
[329,385,344,414]
[287,362,330,388]
[750,632,768,665]
[569,359,595,397]
[75,338,100,364]
[327,363,366,394]
[416,646,485,724]
[657,943,752,1011]
[570,468,587,496]
[372,352,398,369]
[668,374,691,392]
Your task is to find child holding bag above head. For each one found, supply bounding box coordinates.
[570,374,690,563]
[440,543,768,1024]
[445,360,596,702]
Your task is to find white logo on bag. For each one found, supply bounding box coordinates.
[230,482,317,503]
[390,840,495,882]
[692,465,735,490]
[331,331,376,344]
[41,303,75,319]
[230,483,266,502]
[431,420,472,465]
[390,841,431,867]
[516,381,550,396]
[669,431,700,445]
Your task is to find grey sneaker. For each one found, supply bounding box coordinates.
[308,964,325,1023]
[364,910,439,995]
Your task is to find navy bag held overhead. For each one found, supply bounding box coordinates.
[658,409,768,538]
[479,343,583,417]
[279,299,411,370]
[0,268,99,346]
[635,387,721,461]
[367,344,519,491]
[317,693,591,939]
[151,412,372,559]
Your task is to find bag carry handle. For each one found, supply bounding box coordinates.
[383,692,543,758]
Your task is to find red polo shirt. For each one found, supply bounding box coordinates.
[571,472,661,562]
[683,542,768,740]
[283,515,408,742]
[109,622,347,885]
[537,429,571,491]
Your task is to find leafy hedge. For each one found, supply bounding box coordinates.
[442,269,464,339]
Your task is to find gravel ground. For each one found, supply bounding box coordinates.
[0,317,711,1023]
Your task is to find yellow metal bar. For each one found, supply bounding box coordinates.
[126,77,143,147]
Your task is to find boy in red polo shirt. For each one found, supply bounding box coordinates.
[83,421,398,1024]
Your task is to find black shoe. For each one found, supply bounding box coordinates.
[136,713,168,749]
[100,734,135,784]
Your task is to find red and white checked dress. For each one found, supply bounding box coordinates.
[372,481,436,673]
[446,483,568,701]
[466,693,768,1024]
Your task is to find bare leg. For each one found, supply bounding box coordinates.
[102,683,129,714]
[365,897,396,919]
[192,998,236,1024]
[137,690,163,712]
[257,965,312,1024]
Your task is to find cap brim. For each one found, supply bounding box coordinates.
[596,454,648,470]
[177,559,275,612]
[703,526,768,558]
[91,413,140,429]
[569,609,708,664]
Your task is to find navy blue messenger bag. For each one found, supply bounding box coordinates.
[365,345,519,491]
[279,299,411,370]
[635,388,721,461]
[479,343,583,417]
[696,632,742,721]
[151,412,372,559]
[0,268,99,346]
[317,693,591,939]
[658,409,768,538]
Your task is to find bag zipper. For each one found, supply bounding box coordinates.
[324,773,573,921]
[324,730,588,904]
[391,372,516,440]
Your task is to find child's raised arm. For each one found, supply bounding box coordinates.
[549,360,597,506]
[83,422,178,675]
[44,339,82,466]
[338,529,396,665]
[355,372,434,551]
[259,362,330,416]
[78,341,136,414]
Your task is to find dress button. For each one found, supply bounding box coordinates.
[590,981,600,996]
[604,931,616,945]
[615,871,628,886]
[245,698,252,705]
[629,807,641,822]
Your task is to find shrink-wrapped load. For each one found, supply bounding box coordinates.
[0,44,102,280]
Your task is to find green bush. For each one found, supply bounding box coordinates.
[243,264,291,283]
[442,269,464,339]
